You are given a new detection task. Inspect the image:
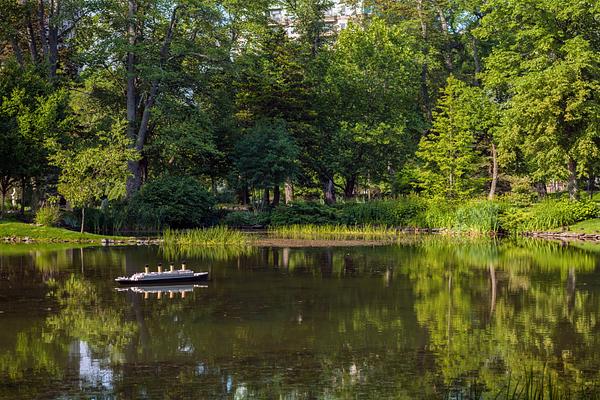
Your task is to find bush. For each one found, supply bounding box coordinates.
[270,202,340,226]
[338,198,426,226]
[222,211,270,227]
[127,175,215,229]
[35,207,61,227]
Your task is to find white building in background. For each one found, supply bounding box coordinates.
[269,1,364,37]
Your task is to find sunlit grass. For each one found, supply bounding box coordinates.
[162,226,250,246]
[556,218,600,234]
[268,224,400,240]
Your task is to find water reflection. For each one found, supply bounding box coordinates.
[0,238,599,398]
[115,284,207,299]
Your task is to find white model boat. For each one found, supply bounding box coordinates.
[115,263,208,285]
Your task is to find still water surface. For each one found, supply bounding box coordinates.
[1,238,600,399]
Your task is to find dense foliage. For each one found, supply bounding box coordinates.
[0,0,599,232]
[127,175,215,229]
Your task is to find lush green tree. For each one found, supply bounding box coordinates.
[417,76,499,199]
[0,63,70,213]
[477,0,600,199]
[74,0,236,197]
[323,18,422,198]
[50,120,137,232]
[234,119,299,207]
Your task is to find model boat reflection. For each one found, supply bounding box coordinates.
[115,284,207,298]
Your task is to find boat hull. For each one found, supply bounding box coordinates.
[115,272,209,285]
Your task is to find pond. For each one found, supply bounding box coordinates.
[0,238,600,399]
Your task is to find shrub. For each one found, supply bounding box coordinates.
[339,198,426,226]
[270,202,340,226]
[35,207,61,227]
[222,211,270,227]
[127,175,215,229]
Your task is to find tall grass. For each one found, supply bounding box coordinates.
[454,200,502,234]
[162,226,249,246]
[269,224,400,240]
[500,199,600,233]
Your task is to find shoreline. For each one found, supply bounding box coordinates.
[3,230,600,247]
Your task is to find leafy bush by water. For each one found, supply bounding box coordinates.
[127,175,215,229]
[35,207,61,227]
[270,202,340,226]
[339,197,426,226]
[222,210,271,227]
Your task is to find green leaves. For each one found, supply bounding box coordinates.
[51,120,138,208]
[235,119,299,189]
[417,76,498,199]
[479,0,600,186]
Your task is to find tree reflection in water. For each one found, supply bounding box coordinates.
[0,238,599,398]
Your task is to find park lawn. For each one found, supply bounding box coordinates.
[561,219,600,234]
[0,221,129,242]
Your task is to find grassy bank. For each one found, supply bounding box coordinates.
[552,218,600,234]
[222,196,600,237]
[0,221,128,243]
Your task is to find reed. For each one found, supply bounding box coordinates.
[162,226,250,246]
[269,224,399,240]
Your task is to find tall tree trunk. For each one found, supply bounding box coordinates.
[284,178,293,204]
[272,185,280,206]
[1,190,5,216]
[344,175,356,199]
[534,181,547,198]
[262,188,270,209]
[126,5,179,197]
[20,178,26,215]
[488,143,498,200]
[10,37,24,67]
[240,184,250,205]
[26,12,39,63]
[416,0,432,121]
[80,207,85,234]
[322,177,336,204]
[434,2,453,72]
[48,24,59,79]
[38,0,48,62]
[567,158,577,200]
[125,0,139,197]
